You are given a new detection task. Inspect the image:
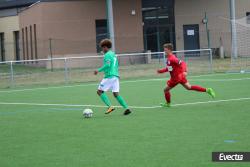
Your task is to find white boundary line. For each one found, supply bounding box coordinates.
[189,77,250,82]
[0,73,250,93]
[0,97,250,109]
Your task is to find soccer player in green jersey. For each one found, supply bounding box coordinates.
[94,39,132,115]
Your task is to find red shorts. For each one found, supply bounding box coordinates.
[167,75,188,88]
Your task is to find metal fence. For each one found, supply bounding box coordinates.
[0,49,214,89]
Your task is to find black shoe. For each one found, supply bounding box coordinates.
[123,109,132,115]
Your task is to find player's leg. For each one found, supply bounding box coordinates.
[112,77,131,115]
[181,82,216,98]
[97,79,115,113]
[97,89,111,106]
[97,89,115,114]
[161,79,177,107]
[182,82,206,92]
[113,92,131,115]
[161,86,172,107]
[113,92,128,110]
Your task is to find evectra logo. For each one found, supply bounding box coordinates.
[212,152,250,162]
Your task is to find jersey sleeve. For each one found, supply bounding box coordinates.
[98,55,111,72]
[157,67,168,73]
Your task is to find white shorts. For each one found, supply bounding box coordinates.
[98,77,120,92]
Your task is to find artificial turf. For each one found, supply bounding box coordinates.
[0,73,250,167]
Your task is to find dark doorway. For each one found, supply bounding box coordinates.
[0,33,5,62]
[14,31,20,61]
[95,19,108,53]
[142,0,175,52]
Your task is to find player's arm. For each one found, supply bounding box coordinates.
[97,60,111,72]
[94,57,111,75]
[157,67,168,74]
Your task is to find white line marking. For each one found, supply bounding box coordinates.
[0,73,250,93]
[0,83,98,93]
[0,97,250,109]
[190,77,250,82]
[172,97,250,107]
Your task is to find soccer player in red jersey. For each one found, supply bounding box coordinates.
[157,43,215,107]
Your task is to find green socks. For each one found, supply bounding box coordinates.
[100,93,128,109]
[100,93,111,107]
[116,95,128,109]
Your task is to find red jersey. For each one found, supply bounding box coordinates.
[158,54,189,87]
[158,53,183,81]
[167,54,183,81]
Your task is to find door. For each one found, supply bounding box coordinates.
[183,24,200,56]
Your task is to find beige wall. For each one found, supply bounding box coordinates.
[175,0,230,54]
[40,0,106,56]
[19,1,42,60]
[18,0,144,61]
[113,0,143,53]
[175,0,250,56]
[235,0,250,57]
[4,0,250,62]
[235,0,250,18]
[19,0,106,60]
[0,16,19,61]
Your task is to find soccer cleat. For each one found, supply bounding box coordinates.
[105,106,115,114]
[123,109,132,115]
[207,88,216,98]
[160,102,171,108]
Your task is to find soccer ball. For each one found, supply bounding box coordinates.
[83,108,93,118]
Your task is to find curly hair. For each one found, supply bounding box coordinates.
[100,39,112,49]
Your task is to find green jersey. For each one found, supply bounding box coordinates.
[98,50,119,78]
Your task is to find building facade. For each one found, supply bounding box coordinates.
[175,0,250,57]
[0,0,250,62]
[0,0,37,61]
[18,0,144,60]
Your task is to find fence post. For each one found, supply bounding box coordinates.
[209,49,213,73]
[163,51,166,65]
[10,61,14,87]
[49,38,54,72]
[146,50,151,64]
[64,58,69,84]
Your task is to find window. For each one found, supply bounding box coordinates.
[30,25,33,60]
[0,33,5,62]
[95,19,108,53]
[246,12,250,24]
[22,28,25,60]
[25,27,29,60]
[33,24,38,59]
[14,31,20,61]
[142,0,176,52]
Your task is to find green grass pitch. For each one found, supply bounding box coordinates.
[0,73,250,167]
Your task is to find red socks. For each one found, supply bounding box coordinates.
[164,86,206,103]
[164,91,171,103]
[190,85,206,92]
